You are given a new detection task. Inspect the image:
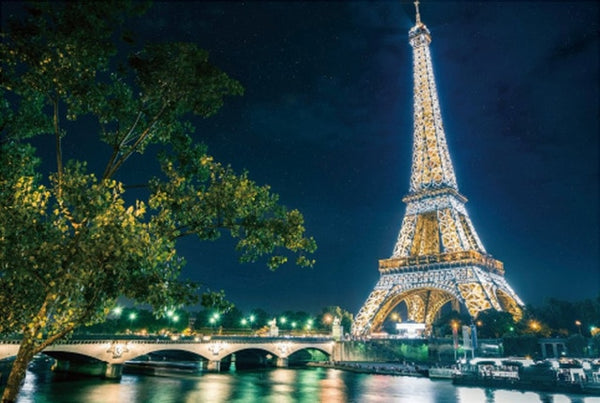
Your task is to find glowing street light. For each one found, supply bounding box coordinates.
[128,312,137,329]
[575,320,582,335]
[166,309,177,331]
[113,307,123,316]
[451,320,459,360]
[529,320,541,332]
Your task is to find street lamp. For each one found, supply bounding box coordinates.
[575,320,582,335]
[209,313,219,333]
[166,309,175,332]
[306,319,313,334]
[128,312,137,330]
[529,320,541,332]
[451,320,459,361]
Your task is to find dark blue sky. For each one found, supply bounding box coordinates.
[133,1,597,314]
[134,1,599,314]
[5,1,598,314]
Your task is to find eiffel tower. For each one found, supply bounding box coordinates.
[352,1,523,337]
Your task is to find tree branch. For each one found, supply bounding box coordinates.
[102,111,144,180]
[103,103,168,179]
[53,97,63,192]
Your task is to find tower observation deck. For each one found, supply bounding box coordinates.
[351,1,523,337]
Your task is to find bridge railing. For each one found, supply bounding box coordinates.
[1,335,334,346]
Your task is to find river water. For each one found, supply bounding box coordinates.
[5,363,600,403]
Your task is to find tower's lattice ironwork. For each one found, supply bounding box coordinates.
[351,2,523,337]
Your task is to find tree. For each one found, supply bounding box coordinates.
[201,289,235,315]
[0,2,316,401]
[566,334,587,357]
[474,309,516,338]
[431,309,471,338]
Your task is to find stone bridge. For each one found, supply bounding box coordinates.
[0,336,335,378]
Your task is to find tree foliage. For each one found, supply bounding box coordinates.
[0,2,315,400]
[474,309,516,338]
[201,290,235,315]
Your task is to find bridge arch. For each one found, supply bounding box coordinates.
[33,338,334,365]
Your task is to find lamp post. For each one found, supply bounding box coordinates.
[209,313,220,333]
[279,317,287,335]
[128,312,137,331]
[306,319,313,335]
[575,320,582,335]
[451,321,458,361]
[166,309,175,333]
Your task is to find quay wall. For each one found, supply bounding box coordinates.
[333,339,430,363]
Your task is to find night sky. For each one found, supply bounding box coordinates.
[4,1,599,315]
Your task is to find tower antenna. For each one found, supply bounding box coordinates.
[414,0,422,24]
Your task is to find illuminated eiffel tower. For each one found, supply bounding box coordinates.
[352,1,523,337]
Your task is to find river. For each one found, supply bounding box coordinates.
[4,361,600,403]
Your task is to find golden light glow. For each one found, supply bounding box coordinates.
[351,2,523,338]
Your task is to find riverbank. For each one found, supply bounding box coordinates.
[307,361,427,377]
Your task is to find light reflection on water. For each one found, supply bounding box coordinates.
[8,367,600,403]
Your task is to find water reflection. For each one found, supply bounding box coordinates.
[188,373,234,403]
[319,368,347,403]
[7,365,600,403]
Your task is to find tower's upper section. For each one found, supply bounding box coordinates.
[406,0,459,197]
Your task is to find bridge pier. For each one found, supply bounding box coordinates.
[103,363,123,379]
[207,360,221,372]
[275,357,288,368]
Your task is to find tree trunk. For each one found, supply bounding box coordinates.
[1,334,37,403]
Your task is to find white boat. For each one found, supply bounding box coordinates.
[429,367,458,379]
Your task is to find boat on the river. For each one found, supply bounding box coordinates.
[428,366,459,379]
[453,357,600,395]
